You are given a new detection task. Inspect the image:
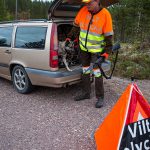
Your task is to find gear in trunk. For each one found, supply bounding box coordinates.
[57,24,80,71]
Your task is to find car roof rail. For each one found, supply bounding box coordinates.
[0,21,15,24]
[26,19,48,22]
[0,19,48,24]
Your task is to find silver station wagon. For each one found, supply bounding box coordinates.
[0,0,114,94]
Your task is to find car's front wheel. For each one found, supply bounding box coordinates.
[12,65,33,94]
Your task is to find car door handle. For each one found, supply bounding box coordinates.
[5,49,11,54]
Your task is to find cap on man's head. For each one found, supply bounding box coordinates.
[82,0,92,3]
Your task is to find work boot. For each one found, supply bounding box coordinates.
[74,74,91,101]
[95,97,104,108]
[95,76,104,99]
[74,93,90,101]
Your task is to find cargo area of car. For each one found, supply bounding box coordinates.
[57,23,81,70]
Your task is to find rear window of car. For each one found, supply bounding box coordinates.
[0,27,13,47]
[15,26,47,49]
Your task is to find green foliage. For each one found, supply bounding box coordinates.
[110,43,150,79]
[108,0,150,79]
[109,0,150,43]
[0,0,52,20]
[0,0,6,21]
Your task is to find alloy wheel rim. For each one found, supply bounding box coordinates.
[14,68,26,90]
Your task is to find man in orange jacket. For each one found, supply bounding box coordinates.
[68,0,113,108]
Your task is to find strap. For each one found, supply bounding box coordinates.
[83,42,120,79]
[96,50,119,79]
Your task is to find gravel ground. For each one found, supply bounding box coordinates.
[0,77,149,150]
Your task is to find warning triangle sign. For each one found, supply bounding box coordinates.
[94,83,150,150]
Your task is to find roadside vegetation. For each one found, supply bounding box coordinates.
[0,0,52,20]
[110,42,150,79]
[109,0,150,79]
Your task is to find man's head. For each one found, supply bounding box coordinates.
[82,0,101,13]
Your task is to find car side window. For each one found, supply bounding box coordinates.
[15,26,47,50]
[0,27,13,47]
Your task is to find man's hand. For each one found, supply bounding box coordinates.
[95,52,109,59]
[101,52,109,59]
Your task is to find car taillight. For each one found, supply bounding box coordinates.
[50,23,58,69]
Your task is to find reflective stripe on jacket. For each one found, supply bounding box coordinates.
[74,6,113,53]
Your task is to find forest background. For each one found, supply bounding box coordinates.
[0,0,150,79]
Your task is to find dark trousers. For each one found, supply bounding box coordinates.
[80,50,104,98]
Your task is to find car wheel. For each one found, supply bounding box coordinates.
[12,65,33,94]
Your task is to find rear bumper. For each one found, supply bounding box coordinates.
[25,60,111,88]
[25,67,82,87]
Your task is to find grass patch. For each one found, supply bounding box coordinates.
[109,43,150,79]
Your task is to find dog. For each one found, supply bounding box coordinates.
[58,41,73,71]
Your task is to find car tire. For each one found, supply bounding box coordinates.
[12,65,33,94]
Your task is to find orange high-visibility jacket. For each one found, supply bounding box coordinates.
[74,6,113,53]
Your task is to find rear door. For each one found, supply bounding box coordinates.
[12,23,50,71]
[48,0,119,19]
[0,25,13,78]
